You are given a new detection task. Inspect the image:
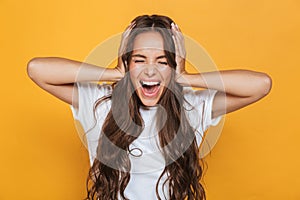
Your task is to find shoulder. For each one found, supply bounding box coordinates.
[71,82,113,119]
[70,82,113,128]
[182,86,221,132]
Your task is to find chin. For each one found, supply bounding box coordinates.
[140,99,159,107]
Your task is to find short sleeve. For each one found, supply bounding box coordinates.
[199,89,223,131]
[69,81,112,132]
[183,87,223,135]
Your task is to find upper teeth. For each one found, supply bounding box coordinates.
[141,81,160,86]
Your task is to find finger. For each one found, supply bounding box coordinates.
[171,25,184,43]
[175,23,182,32]
[172,30,182,53]
[171,24,186,59]
[123,21,136,37]
[173,23,184,38]
[174,29,184,41]
[171,23,177,35]
[172,23,181,32]
[127,21,136,28]
[128,21,136,29]
[120,21,136,49]
[172,35,179,50]
[172,31,185,57]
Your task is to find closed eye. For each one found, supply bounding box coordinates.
[134,60,145,63]
[158,62,168,65]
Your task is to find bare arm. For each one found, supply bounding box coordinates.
[171,23,272,119]
[177,69,273,118]
[27,23,135,108]
[27,57,122,107]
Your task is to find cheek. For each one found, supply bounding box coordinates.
[129,66,140,87]
[129,63,144,81]
[129,62,140,73]
[128,62,133,71]
[161,68,172,84]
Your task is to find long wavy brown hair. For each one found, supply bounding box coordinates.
[86,14,206,200]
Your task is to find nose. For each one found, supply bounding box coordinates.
[143,64,157,77]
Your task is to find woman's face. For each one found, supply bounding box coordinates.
[129,31,172,107]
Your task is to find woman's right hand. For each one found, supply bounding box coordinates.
[116,21,136,76]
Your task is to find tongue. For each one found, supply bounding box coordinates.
[144,85,158,94]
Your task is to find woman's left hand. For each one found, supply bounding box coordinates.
[171,22,187,81]
[116,21,136,76]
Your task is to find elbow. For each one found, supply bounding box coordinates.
[27,57,42,80]
[259,73,273,97]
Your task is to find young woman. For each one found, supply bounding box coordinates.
[27,14,272,200]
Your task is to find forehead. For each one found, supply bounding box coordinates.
[132,31,165,55]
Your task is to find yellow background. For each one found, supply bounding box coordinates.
[1,0,299,199]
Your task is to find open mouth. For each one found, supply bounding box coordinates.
[139,80,161,97]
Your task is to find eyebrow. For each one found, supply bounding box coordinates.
[131,54,166,59]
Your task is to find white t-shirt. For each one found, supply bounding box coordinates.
[70,82,223,200]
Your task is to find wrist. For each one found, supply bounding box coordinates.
[176,72,188,85]
[112,67,124,80]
